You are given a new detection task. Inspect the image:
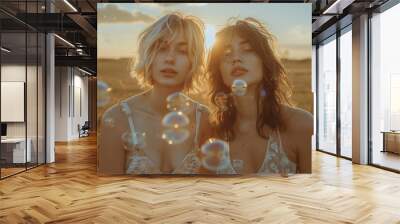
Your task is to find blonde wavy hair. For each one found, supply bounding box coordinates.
[133,12,206,93]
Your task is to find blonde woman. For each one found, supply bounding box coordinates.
[99,13,210,175]
[206,18,313,175]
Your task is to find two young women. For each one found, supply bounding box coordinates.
[98,13,313,175]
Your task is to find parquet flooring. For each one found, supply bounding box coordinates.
[1,135,400,223]
[1,167,26,178]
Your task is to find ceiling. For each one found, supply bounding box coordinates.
[0,0,393,75]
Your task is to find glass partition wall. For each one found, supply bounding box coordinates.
[316,25,352,159]
[0,1,46,179]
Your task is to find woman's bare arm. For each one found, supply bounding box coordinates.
[97,105,126,175]
[292,108,313,173]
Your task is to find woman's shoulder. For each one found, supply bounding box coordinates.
[122,91,149,108]
[102,91,148,120]
[281,105,313,135]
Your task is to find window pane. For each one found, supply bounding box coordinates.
[340,28,352,158]
[371,3,400,171]
[318,36,337,154]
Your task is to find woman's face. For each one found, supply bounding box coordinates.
[219,34,263,89]
[150,33,191,88]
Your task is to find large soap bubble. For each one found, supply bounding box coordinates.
[161,128,190,145]
[162,111,190,129]
[231,79,247,96]
[166,92,194,114]
[200,138,230,171]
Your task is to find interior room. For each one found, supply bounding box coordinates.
[0,0,399,223]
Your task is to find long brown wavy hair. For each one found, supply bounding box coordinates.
[207,17,293,141]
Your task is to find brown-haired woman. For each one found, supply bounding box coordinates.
[207,18,313,175]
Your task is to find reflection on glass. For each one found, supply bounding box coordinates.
[340,28,352,158]
[318,36,337,154]
[371,3,400,171]
[0,1,47,178]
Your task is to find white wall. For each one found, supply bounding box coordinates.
[55,67,69,141]
[55,67,89,141]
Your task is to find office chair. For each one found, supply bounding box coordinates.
[79,121,90,138]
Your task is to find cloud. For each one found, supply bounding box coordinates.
[98,5,155,24]
[285,25,310,43]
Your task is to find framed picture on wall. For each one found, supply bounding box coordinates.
[97,3,313,176]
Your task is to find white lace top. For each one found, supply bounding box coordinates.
[120,99,296,175]
[121,100,205,174]
[214,130,297,176]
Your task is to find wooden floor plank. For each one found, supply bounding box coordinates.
[0,135,399,223]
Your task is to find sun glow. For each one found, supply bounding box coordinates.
[205,24,217,50]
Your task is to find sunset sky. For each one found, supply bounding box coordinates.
[98,3,311,60]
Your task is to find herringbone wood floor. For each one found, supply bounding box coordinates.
[1,135,400,224]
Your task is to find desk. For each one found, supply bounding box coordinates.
[381,131,400,154]
[1,138,31,163]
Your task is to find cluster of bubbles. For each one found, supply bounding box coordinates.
[161,92,193,145]
[98,80,112,107]
[200,79,249,171]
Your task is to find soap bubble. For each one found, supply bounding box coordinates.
[162,111,190,129]
[166,92,194,114]
[103,116,115,128]
[200,138,230,171]
[231,79,247,96]
[161,128,190,144]
[161,102,191,145]
[98,80,111,107]
[214,92,229,112]
[121,131,146,151]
